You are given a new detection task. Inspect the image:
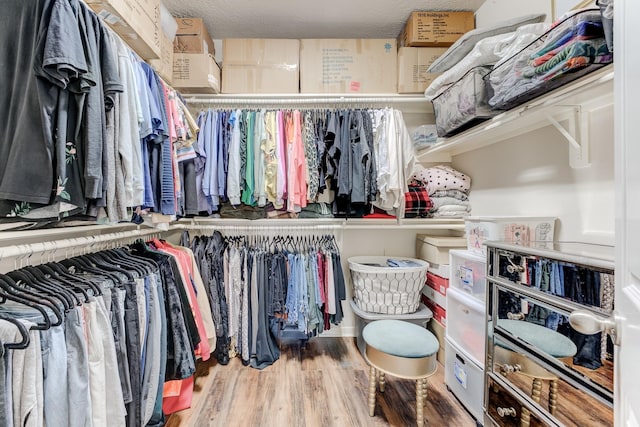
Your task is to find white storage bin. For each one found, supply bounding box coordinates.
[446,287,486,367]
[348,256,429,314]
[465,216,556,256]
[350,299,432,356]
[450,249,487,301]
[444,338,485,423]
[416,235,467,265]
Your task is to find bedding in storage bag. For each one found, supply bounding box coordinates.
[431,65,497,137]
[487,8,613,111]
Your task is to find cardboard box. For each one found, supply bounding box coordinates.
[400,11,475,47]
[174,18,215,55]
[88,0,161,59]
[300,39,397,93]
[149,32,174,84]
[222,39,300,94]
[428,318,446,363]
[397,47,446,93]
[172,53,220,94]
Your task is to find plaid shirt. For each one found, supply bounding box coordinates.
[404,184,433,218]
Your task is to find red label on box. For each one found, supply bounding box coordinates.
[350,81,361,91]
[426,272,449,296]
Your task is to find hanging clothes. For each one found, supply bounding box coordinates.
[189,230,346,369]
[0,240,219,426]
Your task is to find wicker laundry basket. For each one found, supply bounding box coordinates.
[348,256,429,315]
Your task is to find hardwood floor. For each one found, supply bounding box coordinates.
[165,337,478,427]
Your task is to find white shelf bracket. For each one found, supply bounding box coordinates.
[545,106,591,168]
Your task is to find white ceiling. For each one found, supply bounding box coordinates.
[163,0,486,39]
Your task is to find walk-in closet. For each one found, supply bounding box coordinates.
[0,0,635,426]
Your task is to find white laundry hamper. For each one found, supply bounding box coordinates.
[348,256,429,315]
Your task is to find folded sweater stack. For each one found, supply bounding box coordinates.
[411,165,472,218]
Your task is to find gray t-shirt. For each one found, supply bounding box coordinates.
[0,0,87,211]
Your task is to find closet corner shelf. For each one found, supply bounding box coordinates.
[184,93,433,114]
[416,65,614,163]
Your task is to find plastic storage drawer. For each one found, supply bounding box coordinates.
[444,338,485,423]
[449,249,487,301]
[446,287,486,367]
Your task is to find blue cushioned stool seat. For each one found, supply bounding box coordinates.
[363,319,439,358]
[362,319,440,427]
[491,319,577,358]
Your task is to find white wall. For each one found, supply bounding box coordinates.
[475,0,553,26]
[451,104,615,245]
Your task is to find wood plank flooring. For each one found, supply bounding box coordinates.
[166,337,478,427]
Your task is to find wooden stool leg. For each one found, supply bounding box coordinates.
[422,377,428,399]
[368,366,377,417]
[416,379,424,427]
[549,379,558,415]
[531,378,542,404]
[379,372,386,393]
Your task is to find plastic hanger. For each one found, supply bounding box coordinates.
[31,265,89,304]
[82,252,136,282]
[0,276,59,329]
[5,269,73,312]
[11,268,76,310]
[109,248,154,276]
[24,266,81,306]
[0,313,31,350]
[41,262,103,298]
[61,257,124,286]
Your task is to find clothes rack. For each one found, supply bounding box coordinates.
[184,94,428,110]
[0,228,164,273]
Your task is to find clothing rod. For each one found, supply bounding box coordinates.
[184,95,427,106]
[0,228,162,260]
[173,223,343,231]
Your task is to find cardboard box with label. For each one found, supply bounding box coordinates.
[397,47,446,93]
[222,39,300,94]
[149,32,174,84]
[399,11,475,47]
[174,18,215,55]
[87,0,161,59]
[172,53,220,93]
[300,39,397,93]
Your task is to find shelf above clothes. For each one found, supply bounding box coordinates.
[173,217,465,231]
[416,65,614,166]
[184,93,433,114]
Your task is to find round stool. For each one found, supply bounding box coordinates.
[491,319,577,426]
[362,319,439,427]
